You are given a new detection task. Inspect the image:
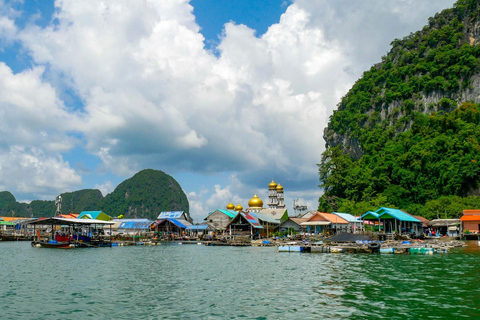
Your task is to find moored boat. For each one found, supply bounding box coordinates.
[32,240,74,249]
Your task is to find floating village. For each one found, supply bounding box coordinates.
[1,180,479,254]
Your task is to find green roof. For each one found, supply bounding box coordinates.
[78,211,112,221]
[360,211,380,220]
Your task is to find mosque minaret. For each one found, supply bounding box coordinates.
[276,183,285,209]
[268,180,280,209]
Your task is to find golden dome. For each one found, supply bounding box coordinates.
[235,204,243,211]
[248,194,264,208]
[226,202,235,210]
[276,184,283,191]
[268,180,277,189]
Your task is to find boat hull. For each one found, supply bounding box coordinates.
[32,241,74,249]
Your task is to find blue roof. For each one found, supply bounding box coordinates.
[333,212,359,223]
[157,211,186,219]
[167,218,189,229]
[376,207,421,223]
[78,211,104,219]
[118,219,153,229]
[218,210,238,219]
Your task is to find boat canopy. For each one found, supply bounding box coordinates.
[28,217,116,226]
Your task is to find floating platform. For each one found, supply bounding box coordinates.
[277,240,465,254]
[278,245,304,252]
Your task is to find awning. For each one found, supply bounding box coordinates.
[186,225,209,231]
[300,221,331,226]
[28,217,116,226]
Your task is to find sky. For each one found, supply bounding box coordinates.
[0,0,456,221]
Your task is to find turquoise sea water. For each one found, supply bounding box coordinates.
[1,241,480,320]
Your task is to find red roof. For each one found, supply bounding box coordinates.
[460,215,480,221]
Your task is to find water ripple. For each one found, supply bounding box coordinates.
[1,242,480,319]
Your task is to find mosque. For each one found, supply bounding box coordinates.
[204,180,289,231]
[225,180,287,220]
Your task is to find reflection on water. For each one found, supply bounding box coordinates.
[1,242,479,319]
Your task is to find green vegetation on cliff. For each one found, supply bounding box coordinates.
[319,0,480,218]
[0,169,189,221]
[102,169,189,220]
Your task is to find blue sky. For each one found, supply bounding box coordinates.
[0,0,456,221]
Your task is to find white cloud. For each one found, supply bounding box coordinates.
[0,62,81,198]
[0,15,16,42]
[94,180,114,197]
[0,145,81,198]
[15,0,347,182]
[0,0,458,216]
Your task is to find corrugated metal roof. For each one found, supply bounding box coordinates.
[169,219,191,228]
[428,219,460,226]
[376,207,421,223]
[219,210,238,218]
[250,212,279,224]
[289,218,308,225]
[258,208,288,220]
[157,211,186,219]
[300,211,316,219]
[118,220,153,229]
[279,218,307,228]
[241,212,263,229]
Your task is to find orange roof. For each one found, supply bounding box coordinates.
[460,215,480,221]
[0,217,30,222]
[462,209,480,216]
[58,213,79,219]
[318,212,349,224]
[307,212,329,222]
